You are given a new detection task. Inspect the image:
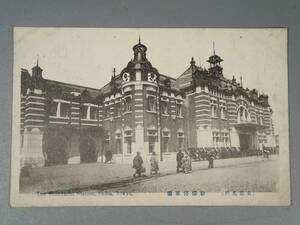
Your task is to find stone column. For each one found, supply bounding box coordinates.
[21,127,45,168]
[21,89,46,167]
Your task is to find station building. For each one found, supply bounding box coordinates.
[20,39,276,167]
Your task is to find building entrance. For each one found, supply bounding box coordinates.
[79,138,97,163]
[239,134,251,151]
[45,137,68,166]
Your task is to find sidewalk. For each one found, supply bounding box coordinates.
[20,155,278,193]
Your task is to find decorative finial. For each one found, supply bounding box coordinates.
[190,57,195,66]
[113,67,116,77]
[36,54,39,67]
[240,76,243,87]
[213,41,215,55]
[232,75,236,82]
[138,35,141,44]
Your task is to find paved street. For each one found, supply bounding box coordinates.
[97,157,279,193]
[23,155,278,194]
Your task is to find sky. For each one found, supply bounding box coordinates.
[14,28,288,134]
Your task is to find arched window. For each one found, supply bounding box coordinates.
[237,106,250,123]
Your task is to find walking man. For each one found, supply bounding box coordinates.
[133,152,144,177]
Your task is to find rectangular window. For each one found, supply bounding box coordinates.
[104,106,111,118]
[81,105,88,119]
[219,102,226,119]
[124,96,132,112]
[162,137,169,152]
[212,132,218,147]
[90,106,98,120]
[149,137,155,153]
[49,102,58,116]
[210,100,218,117]
[115,104,121,116]
[60,103,70,118]
[103,107,107,118]
[176,104,182,116]
[116,139,122,154]
[127,138,132,154]
[161,101,168,115]
[147,96,156,112]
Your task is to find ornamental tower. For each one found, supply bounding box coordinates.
[207,42,224,77]
[119,38,160,160]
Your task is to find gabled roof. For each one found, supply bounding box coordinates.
[44,79,100,97]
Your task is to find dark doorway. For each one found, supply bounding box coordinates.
[45,137,68,166]
[239,134,251,151]
[79,138,97,163]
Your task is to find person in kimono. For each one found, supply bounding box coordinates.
[133,152,144,177]
[150,152,159,175]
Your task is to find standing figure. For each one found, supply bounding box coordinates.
[150,152,159,175]
[104,149,113,164]
[133,152,144,177]
[182,155,192,174]
[176,150,184,173]
[207,152,214,169]
[262,144,269,159]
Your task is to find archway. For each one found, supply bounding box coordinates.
[237,106,250,123]
[79,137,97,163]
[45,136,68,166]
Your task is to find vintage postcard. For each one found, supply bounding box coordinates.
[11,28,290,206]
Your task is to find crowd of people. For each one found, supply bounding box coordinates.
[102,145,275,178]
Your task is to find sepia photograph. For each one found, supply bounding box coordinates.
[11,28,290,206]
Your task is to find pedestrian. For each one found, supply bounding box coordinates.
[182,154,192,174]
[133,152,145,177]
[104,149,113,163]
[176,149,184,173]
[262,144,269,159]
[150,152,159,175]
[207,152,214,169]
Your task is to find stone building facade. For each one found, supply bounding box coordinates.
[20,39,276,167]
